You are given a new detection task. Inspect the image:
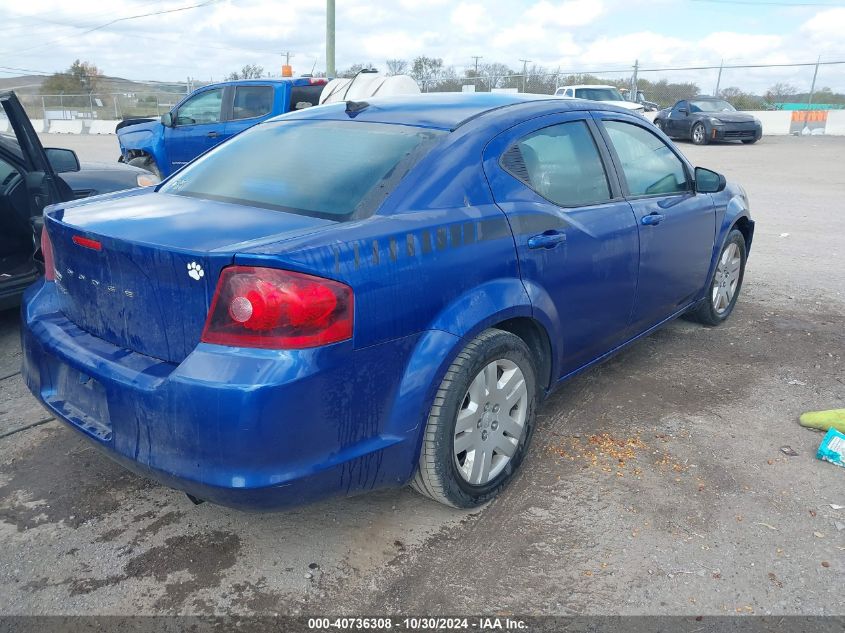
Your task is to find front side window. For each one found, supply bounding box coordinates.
[604,120,689,197]
[501,120,611,207]
[160,120,445,220]
[232,86,273,120]
[175,89,223,126]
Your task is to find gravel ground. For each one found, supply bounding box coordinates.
[0,134,842,616]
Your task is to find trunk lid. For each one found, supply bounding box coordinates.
[46,189,335,363]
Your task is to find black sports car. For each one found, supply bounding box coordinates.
[1,92,159,309]
[654,97,763,145]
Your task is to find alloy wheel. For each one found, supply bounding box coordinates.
[712,242,742,314]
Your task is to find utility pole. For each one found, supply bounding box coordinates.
[471,55,483,87]
[326,0,336,77]
[281,51,294,77]
[470,55,484,86]
[519,58,531,93]
[803,54,821,133]
[714,58,723,96]
[630,59,639,101]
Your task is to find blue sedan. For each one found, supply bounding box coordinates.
[20,93,754,510]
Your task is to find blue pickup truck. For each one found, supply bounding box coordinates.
[117,77,327,178]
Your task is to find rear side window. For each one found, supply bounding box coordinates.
[232,86,273,120]
[289,85,324,110]
[501,120,611,207]
[603,120,689,196]
[161,120,445,221]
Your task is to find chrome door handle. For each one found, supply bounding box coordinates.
[528,230,567,249]
[641,213,665,226]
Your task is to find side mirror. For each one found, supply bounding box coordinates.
[44,148,80,173]
[161,112,174,127]
[695,167,726,193]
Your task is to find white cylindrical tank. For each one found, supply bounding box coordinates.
[319,72,420,104]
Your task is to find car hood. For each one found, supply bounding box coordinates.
[79,161,147,174]
[704,112,757,123]
[602,100,644,111]
[117,120,161,138]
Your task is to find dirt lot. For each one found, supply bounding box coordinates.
[0,134,843,616]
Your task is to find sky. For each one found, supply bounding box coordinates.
[1,0,844,94]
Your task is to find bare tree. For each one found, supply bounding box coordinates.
[411,56,444,92]
[765,82,797,105]
[226,64,265,80]
[385,59,408,76]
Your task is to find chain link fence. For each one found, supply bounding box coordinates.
[15,90,189,125]
[421,60,845,112]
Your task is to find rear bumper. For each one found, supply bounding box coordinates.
[21,280,426,510]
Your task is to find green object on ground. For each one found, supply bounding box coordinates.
[799,409,845,434]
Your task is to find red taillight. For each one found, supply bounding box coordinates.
[308,78,327,85]
[40,226,55,281]
[72,235,102,251]
[201,266,353,349]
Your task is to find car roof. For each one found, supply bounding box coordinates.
[196,77,320,89]
[271,92,633,131]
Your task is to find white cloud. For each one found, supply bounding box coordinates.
[450,3,494,35]
[0,0,843,95]
[699,32,783,60]
[525,0,604,27]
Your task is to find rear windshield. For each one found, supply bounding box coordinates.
[575,88,624,101]
[160,120,445,221]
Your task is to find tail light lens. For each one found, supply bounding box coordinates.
[40,226,55,281]
[201,266,353,349]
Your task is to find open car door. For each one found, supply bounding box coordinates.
[0,92,73,306]
[1,91,71,225]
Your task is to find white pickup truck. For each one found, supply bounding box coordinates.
[554,84,645,114]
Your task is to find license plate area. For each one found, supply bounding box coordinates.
[43,365,112,441]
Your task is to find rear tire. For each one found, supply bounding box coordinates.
[128,156,162,179]
[689,229,746,326]
[411,329,538,508]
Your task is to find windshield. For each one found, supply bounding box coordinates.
[575,88,625,101]
[690,100,737,113]
[160,120,445,221]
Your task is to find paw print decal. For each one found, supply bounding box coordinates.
[187,262,204,281]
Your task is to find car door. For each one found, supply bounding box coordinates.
[223,84,276,140]
[594,114,715,332]
[483,113,640,379]
[0,92,70,219]
[665,100,689,136]
[165,86,225,172]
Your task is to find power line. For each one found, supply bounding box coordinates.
[0,0,225,56]
[689,0,843,6]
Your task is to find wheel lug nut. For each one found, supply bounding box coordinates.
[484,403,490,411]
[481,430,489,441]
[477,420,483,429]
[491,421,498,430]
[493,404,500,413]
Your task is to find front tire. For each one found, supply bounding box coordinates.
[689,229,746,326]
[691,122,708,145]
[128,156,162,179]
[741,138,758,145]
[411,329,538,508]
